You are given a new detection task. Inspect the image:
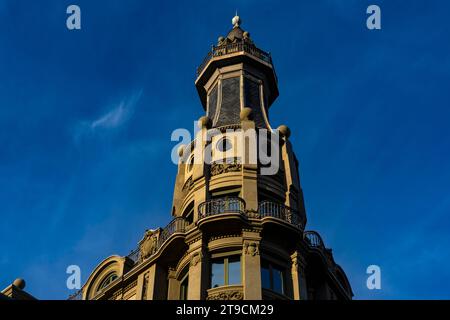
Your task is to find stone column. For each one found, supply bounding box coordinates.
[242,230,262,299]
[241,117,258,212]
[193,117,210,223]
[291,251,308,300]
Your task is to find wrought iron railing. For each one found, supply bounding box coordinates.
[67,217,188,300]
[197,42,272,76]
[68,288,83,300]
[128,217,188,264]
[157,217,188,248]
[198,197,246,219]
[126,247,140,264]
[258,201,302,228]
[304,231,326,250]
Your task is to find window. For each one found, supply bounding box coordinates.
[216,137,232,152]
[187,154,195,172]
[261,260,286,295]
[211,255,241,288]
[179,273,189,300]
[97,272,118,292]
[183,202,194,225]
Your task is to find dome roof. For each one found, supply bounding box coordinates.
[226,26,245,42]
[217,14,253,46]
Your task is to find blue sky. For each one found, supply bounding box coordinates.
[1,0,449,299]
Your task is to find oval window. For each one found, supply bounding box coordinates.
[216,138,232,152]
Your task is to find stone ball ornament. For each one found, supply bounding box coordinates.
[277,124,291,138]
[13,278,26,289]
[197,116,211,128]
[240,107,252,121]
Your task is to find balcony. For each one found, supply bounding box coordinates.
[156,217,188,248]
[197,42,273,77]
[198,197,246,219]
[197,198,303,231]
[68,217,188,300]
[258,201,303,229]
[304,231,326,250]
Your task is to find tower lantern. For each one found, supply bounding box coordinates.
[195,15,279,129]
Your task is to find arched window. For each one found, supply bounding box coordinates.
[97,272,118,292]
[183,202,195,225]
[187,154,195,172]
[179,266,189,300]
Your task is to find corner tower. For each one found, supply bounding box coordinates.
[74,15,353,301]
[195,14,278,129]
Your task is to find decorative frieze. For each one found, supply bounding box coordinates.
[208,234,241,242]
[210,160,242,176]
[206,290,243,300]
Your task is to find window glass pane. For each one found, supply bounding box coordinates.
[261,263,271,290]
[211,260,224,288]
[180,276,189,300]
[272,267,284,294]
[227,256,241,285]
[98,273,117,291]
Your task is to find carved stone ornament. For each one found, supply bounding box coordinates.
[245,209,259,218]
[206,290,243,300]
[244,242,259,256]
[210,160,242,176]
[139,230,158,262]
[190,252,202,267]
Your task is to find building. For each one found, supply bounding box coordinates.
[2,14,344,301]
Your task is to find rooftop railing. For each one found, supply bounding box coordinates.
[197,42,272,76]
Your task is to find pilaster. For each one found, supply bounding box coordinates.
[291,251,308,300]
[242,230,262,299]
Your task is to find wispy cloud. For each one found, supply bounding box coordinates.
[73,90,143,142]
